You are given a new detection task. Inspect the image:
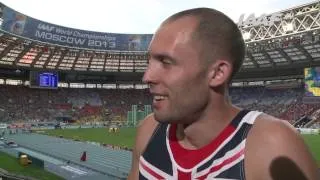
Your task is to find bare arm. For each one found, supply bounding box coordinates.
[127,114,158,180]
[127,126,141,180]
[245,115,319,180]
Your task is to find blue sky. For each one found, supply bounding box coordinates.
[1,0,313,34]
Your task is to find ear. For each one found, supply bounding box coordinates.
[208,60,232,87]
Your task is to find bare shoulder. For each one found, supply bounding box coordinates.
[245,113,319,180]
[135,113,159,152]
[137,113,159,129]
[127,113,159,180]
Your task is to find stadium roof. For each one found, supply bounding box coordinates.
[0,1,319,82]
[1,0,312,34]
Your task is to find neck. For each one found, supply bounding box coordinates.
[176,95,240,150]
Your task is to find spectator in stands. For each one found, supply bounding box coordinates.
[0,80,316,124]
[128,8,319,180]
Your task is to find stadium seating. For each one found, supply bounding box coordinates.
[0,84,319,125]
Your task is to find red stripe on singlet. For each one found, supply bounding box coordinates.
[169,124,236,169]
[197,148,245,179]
[140,160,165,179]
[178,169,192,179]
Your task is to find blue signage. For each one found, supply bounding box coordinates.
[29,71,58,89]
[39,72,58,88]
[1,5,153,51]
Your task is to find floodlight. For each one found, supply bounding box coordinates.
[284,23,294,32]
[243,32,251,40]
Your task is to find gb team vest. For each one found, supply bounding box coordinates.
[139,110,262,179]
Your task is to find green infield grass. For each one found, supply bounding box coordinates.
[0,151,64,180]
[302,134,320,166]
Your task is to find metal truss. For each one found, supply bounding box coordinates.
[0,2,319,75]
[239,1,320,43]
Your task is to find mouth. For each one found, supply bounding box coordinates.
[152,93,168,109]
[153,95,168,102]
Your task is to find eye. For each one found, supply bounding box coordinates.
[161,58,172,64]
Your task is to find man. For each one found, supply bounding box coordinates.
[128,8,319,180]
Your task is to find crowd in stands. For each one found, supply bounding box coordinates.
[0,84,319,127]
[230,86,320,125]
[0,85,151,124]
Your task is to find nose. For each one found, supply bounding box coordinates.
[142,64,153,84]
[142,60,158,85]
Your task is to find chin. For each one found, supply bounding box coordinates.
[154,113,180,124]
[154,115,170,123]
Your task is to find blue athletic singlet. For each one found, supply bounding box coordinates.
[138,110,262,179]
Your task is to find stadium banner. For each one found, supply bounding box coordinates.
[297,128,320,135]
[304,67,320,97]
[1,5,153,51]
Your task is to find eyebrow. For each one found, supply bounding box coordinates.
[148,51,177,63]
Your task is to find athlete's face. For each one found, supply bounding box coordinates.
[143,17,210,124]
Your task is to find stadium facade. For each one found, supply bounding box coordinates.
[0,2,319,179]
[0,1,318,89]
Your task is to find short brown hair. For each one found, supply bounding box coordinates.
[163,8,245,79]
